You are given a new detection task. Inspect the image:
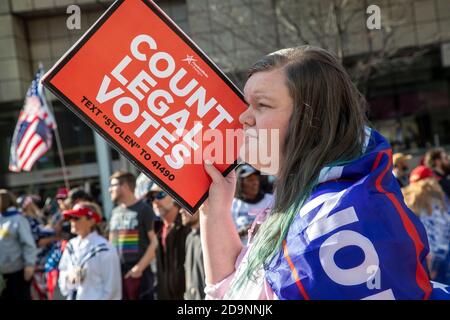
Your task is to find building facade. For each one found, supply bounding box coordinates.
[0,0,449,198]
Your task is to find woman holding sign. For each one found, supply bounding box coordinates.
[201,46,449,300]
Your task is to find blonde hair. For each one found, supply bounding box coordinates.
[402,178,447,216]
[22,201,43,220]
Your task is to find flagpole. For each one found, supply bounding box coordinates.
[36,62,70,191]
[46,98,70,191]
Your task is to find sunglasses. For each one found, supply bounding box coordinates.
[69,216,81,221]
[151,191,167,201]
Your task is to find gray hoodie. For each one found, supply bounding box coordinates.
[0,207,37,274]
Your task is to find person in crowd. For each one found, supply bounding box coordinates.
[45,187,94,299]
[259,175,276,194]
[109,171,157,300]
[65,187,93,209]
[180,208,205,300]
[0,189,36,300]
[150,184,190,299]
[231,165,274,243]
[56,187,69,208]
[58,202,121,300]
[402,166,450,284]
[424,148,450,198]
[18,195,57,246]
[49,187,92,242]
[44,187,75,300]
[17,195,57,299]
[200,46,448,300]
[393,152,412,188]
[46,187,69,234]
[44,225,72,300]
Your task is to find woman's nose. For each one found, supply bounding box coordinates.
[239,107,255,127]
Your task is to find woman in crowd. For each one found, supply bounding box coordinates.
[58,201,121,300]
[0,189,36,300]
[231,165,274,243]
[402,166,450,284]
[18,195,57,299]
[201,46,448,300]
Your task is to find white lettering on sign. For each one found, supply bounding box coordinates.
[95,34,234,169]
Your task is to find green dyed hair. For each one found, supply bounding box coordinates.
[229,46,368,294]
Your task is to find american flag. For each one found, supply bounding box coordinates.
[9,65,57,172]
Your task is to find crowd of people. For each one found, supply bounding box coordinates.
[0,171,206,300]
[1,146,449,299]
[395,148,450,285]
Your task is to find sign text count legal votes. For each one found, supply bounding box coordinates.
[42,0,247,214]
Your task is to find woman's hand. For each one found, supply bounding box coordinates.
[201,160,242,285]
[203,159,237,215]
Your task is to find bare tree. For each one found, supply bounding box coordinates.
[192,0,434,92]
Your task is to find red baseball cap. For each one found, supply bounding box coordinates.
[56,187,69,200]
[409,165,435,183]
[63,203,102,223]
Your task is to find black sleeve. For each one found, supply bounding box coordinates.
[139,202,155,234]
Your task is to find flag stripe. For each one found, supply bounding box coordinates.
[22,139,46,171]
[16,117,39,157]
[282,239,310,300]
[371,150,432,300]
[18,134,42,169]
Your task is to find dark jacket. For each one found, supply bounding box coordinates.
[184,228,205,300]
[155,214,190,300]
[433,170,450,198]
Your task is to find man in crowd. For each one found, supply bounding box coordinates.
[424,148,450,197]
[180,208,205,300]
[150,184,190,300]
[109,171,157,300]
[393,153,412,188]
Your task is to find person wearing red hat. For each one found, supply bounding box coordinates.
[58,202,121,300]
[402,166,450,284]
[409,165,435,184]
[56,188,69,202]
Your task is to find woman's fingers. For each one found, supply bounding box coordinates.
[225,168,237,183]
[204,159,223,183]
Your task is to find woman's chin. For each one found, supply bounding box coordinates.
[239,143,280,176]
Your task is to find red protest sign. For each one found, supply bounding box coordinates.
[42,0,247,214]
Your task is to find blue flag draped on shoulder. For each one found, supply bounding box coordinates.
[9,65,56,172]
[264,128,450,300]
